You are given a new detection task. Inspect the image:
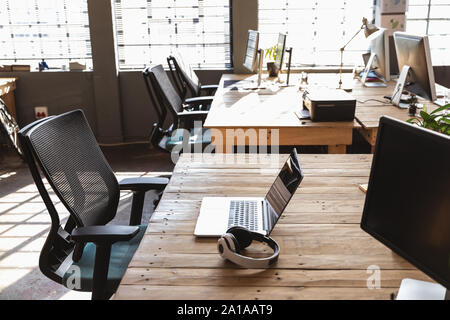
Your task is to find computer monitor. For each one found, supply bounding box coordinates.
[361,28,390,86]
[361,116,450,300]
[274,33,286,72]
[243,30,264,86]
[393,32,437,103]
[243,30,260,72]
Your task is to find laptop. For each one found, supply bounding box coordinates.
[194,149,304,237]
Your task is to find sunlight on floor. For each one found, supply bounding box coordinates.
[0,169,160,300]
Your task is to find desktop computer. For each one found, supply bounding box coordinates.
[225,30,293,93]
[274,33,293,86]
[361,116,450,300]
[274,33,286,73]
[391,32,439,106]
[360,28,390,86]
[243,30,264,87]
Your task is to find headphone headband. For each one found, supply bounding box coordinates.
[218,227,279,268]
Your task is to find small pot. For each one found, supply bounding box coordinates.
[267,62,279,77]
[408,104,417,116]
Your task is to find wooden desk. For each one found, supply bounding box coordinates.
[115,153,432,300]
[0,78,18,121]
[204,74,358,154]
[352,79,444,152]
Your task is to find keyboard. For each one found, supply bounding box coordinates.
[228,200,259,231]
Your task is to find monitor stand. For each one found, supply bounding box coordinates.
[360,52,387,88]
[391,65,410,107]
[396,279,449,300]
[278,47,293,87]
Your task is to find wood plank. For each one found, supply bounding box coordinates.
[115,286,398,300]
[127,252,414,270]
[137,235,397,255]
[120,268,432,288]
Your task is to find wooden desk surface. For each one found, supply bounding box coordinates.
[115,153,432,300]
[351,79,445,148]
[204,73,447,151]
[204,74,358,153]
[204,74,358,129]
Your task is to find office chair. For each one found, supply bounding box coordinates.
[167,54,219,99]
[143,64,213,153]
[18,110,169,300]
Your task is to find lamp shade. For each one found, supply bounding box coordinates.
[362,17,379,38]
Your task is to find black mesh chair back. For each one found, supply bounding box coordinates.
[149,64,184,118]
[143,66,167,129]
[143,65,178,152]
[167,53,201,97]
[26,110,119,227]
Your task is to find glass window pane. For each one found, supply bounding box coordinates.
[114,0,231,70]
[0,0,92,70]
[258,0,374,67]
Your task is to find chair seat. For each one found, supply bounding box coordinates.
[62,225,147,297]
[166,128,212,147]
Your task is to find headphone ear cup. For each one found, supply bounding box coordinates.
[226,226,253,250]
[225,233,240,253]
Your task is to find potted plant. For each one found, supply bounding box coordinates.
[407,103,450,136]
[407,94,418,116]
[265,44,282,77]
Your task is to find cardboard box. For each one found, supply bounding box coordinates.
[376,13,406,36]
[376,0,408,14]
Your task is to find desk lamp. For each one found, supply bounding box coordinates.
[339,17,379,89]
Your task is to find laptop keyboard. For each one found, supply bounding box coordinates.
[228,200,259,231]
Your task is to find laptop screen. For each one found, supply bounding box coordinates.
[265,149,303,232]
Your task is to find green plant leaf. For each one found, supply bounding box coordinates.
[430,104,450,115]
[420,110,431,122]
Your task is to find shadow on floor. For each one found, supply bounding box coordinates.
[0,144,173,300]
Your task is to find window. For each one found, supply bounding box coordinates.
[258,0,375,67]
[114,0,232,70]
[406,0,450,65]
[0,0,92,70]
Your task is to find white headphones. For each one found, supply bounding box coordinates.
[217,226,280,268]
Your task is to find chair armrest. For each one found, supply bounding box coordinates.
[200,85,219,95]
[185,96,214,105]
[177,110,209,121]
[71,225,139,244]
[119,177,169,192]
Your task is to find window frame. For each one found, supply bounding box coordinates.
[406,0,450,65]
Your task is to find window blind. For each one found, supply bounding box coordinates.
[0,0,92,70]
[114,0,232,70]
[406,0,450,65]
[258,0,375,67]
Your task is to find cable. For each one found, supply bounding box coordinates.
[357,98,392,106]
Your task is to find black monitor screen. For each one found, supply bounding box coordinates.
[361,116,450,289]
[265,149,303,232]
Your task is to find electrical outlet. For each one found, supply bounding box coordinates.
[34,106,48,119]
